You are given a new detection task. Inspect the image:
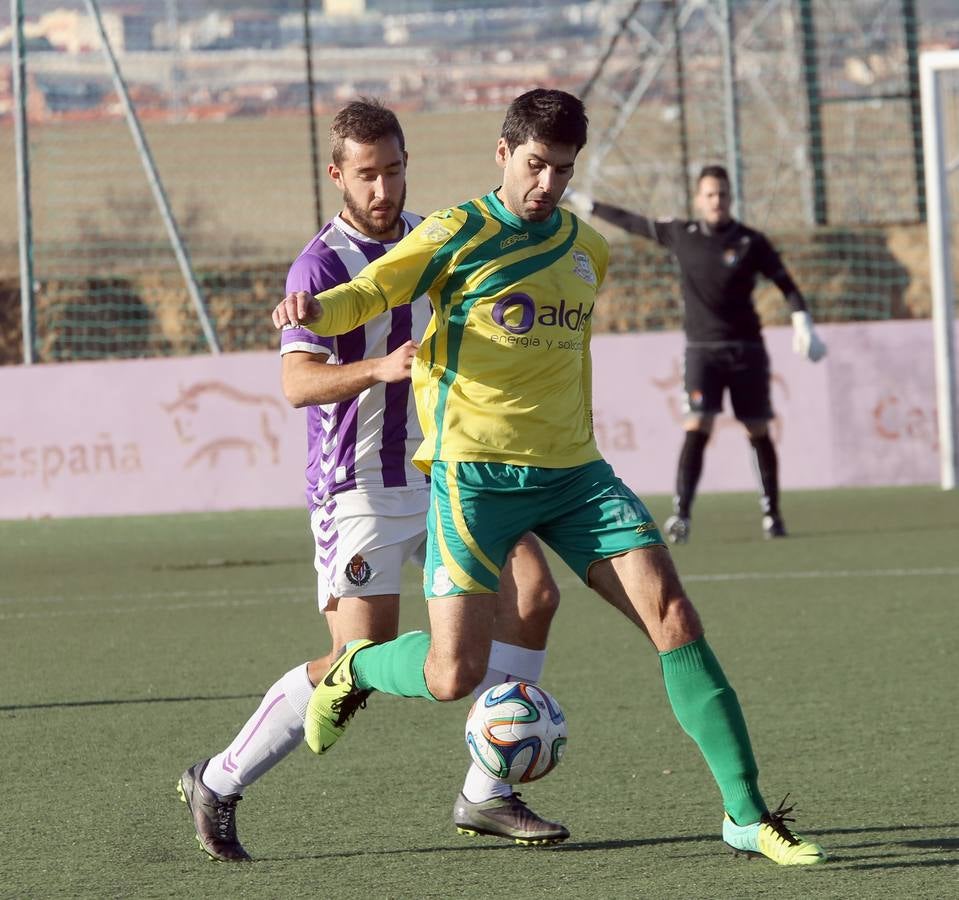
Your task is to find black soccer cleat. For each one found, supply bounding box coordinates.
[177,759,251,862]
[454,792,570,845]
[762,515,788,539]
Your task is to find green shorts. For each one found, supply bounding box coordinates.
[423,459,664,598]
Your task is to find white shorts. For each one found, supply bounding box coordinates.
[310,488,429,611]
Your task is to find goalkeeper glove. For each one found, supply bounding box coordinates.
[791,311,827,362]
[561,187,594,218]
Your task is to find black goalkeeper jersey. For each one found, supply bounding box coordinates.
[592,202,806,343]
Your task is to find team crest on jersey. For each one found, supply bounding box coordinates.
[723,235,751,266]
[345,554,372,586]
[430,565,454,597]
[421,220,453,243]
[571,250,597,286]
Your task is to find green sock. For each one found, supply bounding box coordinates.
[660,636,767,824]
[352,630,436,700]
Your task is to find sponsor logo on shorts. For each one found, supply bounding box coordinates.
[430,565,454,597]
[345,554,372,586]
[635,522,658,534]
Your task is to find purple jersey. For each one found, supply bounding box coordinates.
[281,212,430,509]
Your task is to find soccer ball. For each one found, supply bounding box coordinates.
[465,682,567,784]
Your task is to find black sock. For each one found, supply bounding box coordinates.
[675,431,708,518]
[749,434,779,517]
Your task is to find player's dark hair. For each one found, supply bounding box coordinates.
[697,164,730,186]
[330,97,406,166]
[500,89,588,152]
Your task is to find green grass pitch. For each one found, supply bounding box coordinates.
[2,486,957,898]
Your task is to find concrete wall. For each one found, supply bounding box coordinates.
[0,320,950,520]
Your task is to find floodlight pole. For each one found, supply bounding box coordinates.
[83,0,220,353]
[718,0,743,220]
[11,0,36,364]
[670,0,692,218]
[302,0,323,233]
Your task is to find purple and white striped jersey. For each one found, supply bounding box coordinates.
[281,211,431,510]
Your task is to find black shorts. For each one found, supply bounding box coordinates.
[682,342,773,421]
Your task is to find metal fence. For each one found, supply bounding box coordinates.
[1,0,956,363]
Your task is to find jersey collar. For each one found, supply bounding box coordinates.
[334,211,413,247]
[484,189,561,237]
[698,217,738,238]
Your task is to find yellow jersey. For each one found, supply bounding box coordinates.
[307,189,610,473]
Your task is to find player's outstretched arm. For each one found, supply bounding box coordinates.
[272,291,323,329]
[562,188,661,242]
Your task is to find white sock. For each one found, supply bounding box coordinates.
[461,641,547,803]
[203,663,314,797]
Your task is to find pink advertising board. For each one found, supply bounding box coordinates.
[591,319,945,494]
[0,320,950,520]
[0,351,306,519]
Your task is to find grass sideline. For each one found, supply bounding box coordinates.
[2,486,957,899]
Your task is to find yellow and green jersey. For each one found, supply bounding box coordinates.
[307,189,610,473]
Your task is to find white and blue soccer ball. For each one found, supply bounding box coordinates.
[465,682,567,784]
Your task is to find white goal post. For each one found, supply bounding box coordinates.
[920,49,959,491]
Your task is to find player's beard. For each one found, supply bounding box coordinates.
[343,184,406,238]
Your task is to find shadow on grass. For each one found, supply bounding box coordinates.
[807,824,959,870]
[843,858,959,871]
[254,832,716,862]
[253,822,959,865]
[153,558,301,571]
[0,693,263,712]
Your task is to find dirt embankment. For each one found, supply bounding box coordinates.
[0,223,946,365]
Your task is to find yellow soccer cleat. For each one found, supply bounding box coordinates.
[304,640,375,754]
[723,796,827,866]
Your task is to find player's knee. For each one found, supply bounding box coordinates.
[522,576,560,623]
[685,415,713,437]
[663,594,703,644]
[742,418,769,439]
[426,658,486,701]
